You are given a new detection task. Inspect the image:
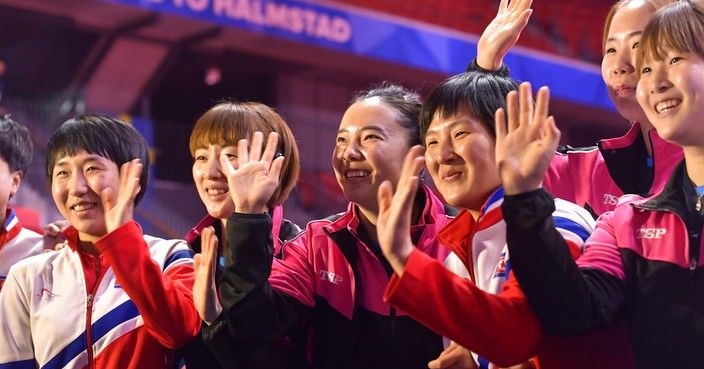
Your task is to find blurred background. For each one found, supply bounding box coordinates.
[0,0,625,238]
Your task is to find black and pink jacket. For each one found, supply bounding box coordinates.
[202,185,458,369]
[503,161,704,369]
[544,122,683,217]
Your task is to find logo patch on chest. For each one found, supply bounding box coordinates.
[320,270,343,285]
[637,228,667,239]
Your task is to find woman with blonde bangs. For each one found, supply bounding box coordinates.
[499,1,704,368]
[182,101,304,369]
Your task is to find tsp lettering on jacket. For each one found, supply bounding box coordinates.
[504,161,704,369]
[383,187,636,369]
[202,185,459,369]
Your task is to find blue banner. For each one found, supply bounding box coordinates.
[106,0,613,110]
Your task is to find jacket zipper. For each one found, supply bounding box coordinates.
[85,261,108,369]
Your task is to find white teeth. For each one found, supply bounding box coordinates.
[346,170,370,179]
[72,203,95,211]
[656,99,681,113]
[207,188,228,195]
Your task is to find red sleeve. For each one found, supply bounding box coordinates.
[384,248,544,367]
[95,221,200,348]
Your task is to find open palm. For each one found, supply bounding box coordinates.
[495,83,560,196]
[477,0,533,70]
[220,131,284,214]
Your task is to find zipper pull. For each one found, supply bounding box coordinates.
[697,196,703,212]
[87,294,94,307]
[690,258,698,271]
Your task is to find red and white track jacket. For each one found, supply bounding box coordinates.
[0,208,43,290]
[0,221,200,369]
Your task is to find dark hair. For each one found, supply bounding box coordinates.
[637,0,704,73]
[46,113,150,205]
[190,101,300,207]
[420,71,519,142]
[0,115,33,177]
[351,83,423,146]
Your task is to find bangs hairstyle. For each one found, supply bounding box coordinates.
[189,101,300,207]
[637,0,704,73]
[0,114,33,176]
[601,0,671,51]
[351,83,422,146]
[420,71,519,142]
[46,114,150,205]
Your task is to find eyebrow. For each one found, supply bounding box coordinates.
[426,120,466,135]
[606,31,643,43]
[337,125,386,134]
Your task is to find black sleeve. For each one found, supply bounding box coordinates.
[202,212,311,368]
[466,57,511,77]
[502,188,626,336]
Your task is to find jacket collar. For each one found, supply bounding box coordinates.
[324,184,454,248]
[599,122,683,196]
[635,159,688,216]
[0,208,22,248]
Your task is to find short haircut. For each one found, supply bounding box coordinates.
[189,101,300,207]
[351,83,423,146]
[419,71,519,142]
[0,114,33,177]
[637,0,704,72]
[46,114,150,205]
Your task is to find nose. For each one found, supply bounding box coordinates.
[437,139,458,164]
[206,155,223,179]
[67,172,87,197]
[343,140,363,161]
[647,68,672,94]
[611,47,636,76]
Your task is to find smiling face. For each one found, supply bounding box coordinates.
[424,105,501,211]
[637,49,704,147]
[51,151,120,243]
[192,144,239,219]
[332,97,412,213]
[601,0,655,124]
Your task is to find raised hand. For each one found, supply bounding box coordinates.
[476,0,533,71]
[495,82,560,196]
[101,159,142,233]
[193,226,222,323]
[428,342,478,369]
[219,131,284,214]
[376,146,425,276]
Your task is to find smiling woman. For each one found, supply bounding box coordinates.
[195,84,460,369]
[0,114,200,369]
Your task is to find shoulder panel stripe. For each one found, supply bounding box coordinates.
[0,359,36,369]
[163,250,194,271]
[41,300,139,369]
[554,216,591,242]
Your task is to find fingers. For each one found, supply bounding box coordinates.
[268,155,285,183]
[495,108,507,143]
[249,131,264,162]
[377,180,393,215]
[518,82,534,129]
[260,132,279,165]
[201,226,219,275]
[545,116,561,149]
[529,86,550,138]
[100,186,116,212]
[498,0,509,12]
[506,90,519,131]
[219,151,237,177]
[237,138,249,168]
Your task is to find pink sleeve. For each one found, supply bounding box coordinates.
[269,232,317,307]
[576,212,626,280]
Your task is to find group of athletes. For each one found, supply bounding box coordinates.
[0,0,702,368]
